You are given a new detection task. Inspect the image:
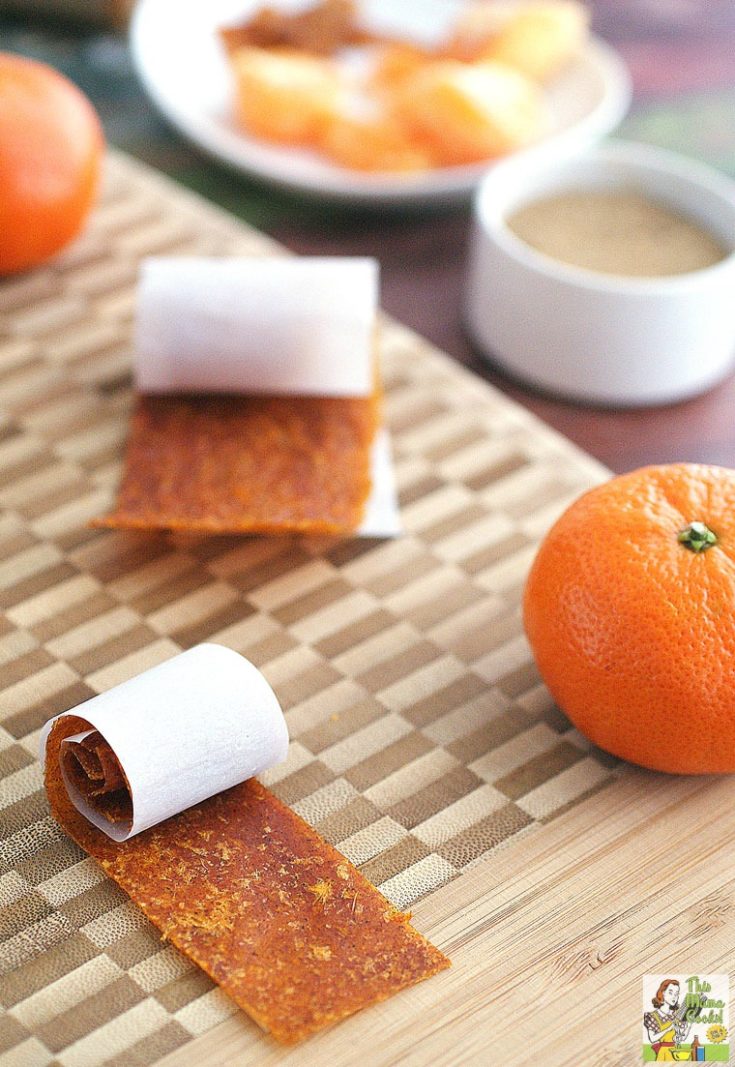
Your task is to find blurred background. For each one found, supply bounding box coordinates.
[1,0,735,470]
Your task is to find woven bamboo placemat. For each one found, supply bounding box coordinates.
[0,153,616,1067]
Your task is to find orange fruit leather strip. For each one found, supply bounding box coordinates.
[93,390,380,536]
[45,716,450,1045]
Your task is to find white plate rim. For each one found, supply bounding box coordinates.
[130,0,632,206]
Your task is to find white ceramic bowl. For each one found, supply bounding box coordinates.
[465,140,735,405]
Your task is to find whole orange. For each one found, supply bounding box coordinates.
[523,463,735,774]
[0,52,104,275]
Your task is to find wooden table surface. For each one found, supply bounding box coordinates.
[4,0,735,473]
[159,769,735,1066]
[1,148,732,1067]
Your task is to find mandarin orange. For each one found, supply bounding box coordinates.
[0,53,103,275]
[523,463,735,774]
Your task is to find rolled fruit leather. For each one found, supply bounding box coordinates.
[41,643,288,840]
[95,256,397,536]
[42,643,449,1043]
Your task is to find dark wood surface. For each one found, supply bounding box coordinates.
[3,1,735,472]
[275,209,735,474]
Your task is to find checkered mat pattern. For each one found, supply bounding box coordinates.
[0,154,617,1067]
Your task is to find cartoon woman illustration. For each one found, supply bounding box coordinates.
[644,979,692,1060]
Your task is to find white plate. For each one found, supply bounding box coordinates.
[130,0,632,207]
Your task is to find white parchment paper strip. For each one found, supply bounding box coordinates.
[133,255,400,536]
[359,428,401,537]
[40,644,289,841]
[135,256,378,397]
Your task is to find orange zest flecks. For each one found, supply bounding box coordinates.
[307,880,333,907]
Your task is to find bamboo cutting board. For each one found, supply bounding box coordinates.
[0,154,731,1067]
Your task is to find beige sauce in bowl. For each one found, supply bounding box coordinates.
[506,189,728,277]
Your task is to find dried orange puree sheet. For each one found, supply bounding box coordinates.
[94,390,380,535]
[45,715,449,1045]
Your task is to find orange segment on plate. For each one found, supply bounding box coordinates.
[370,43,434,93]
[482,1,590,82]
[231,46,342,145]
[321,107,433,172]
[394,59,545,166]
[94,392,379,535]
[220,0,362,56]
[220,0,587,174]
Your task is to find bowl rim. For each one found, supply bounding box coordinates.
[473,139,735,294]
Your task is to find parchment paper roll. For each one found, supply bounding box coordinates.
[135,256,378,397]
[40,643,288,841]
